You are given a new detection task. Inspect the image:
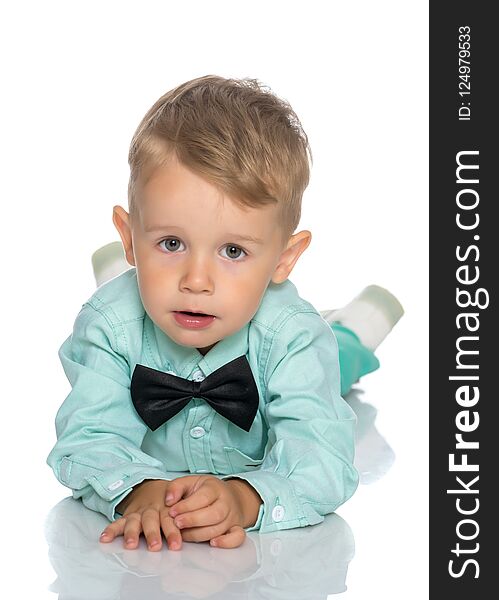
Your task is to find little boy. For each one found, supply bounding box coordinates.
[47,75,403,552]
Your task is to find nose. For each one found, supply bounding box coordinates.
[179,254,214,294]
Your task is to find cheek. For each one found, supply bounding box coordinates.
[226,274,269,314]
[136,268,170,313]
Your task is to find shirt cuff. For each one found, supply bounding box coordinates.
[244,503,265,532]
[83,466,188,521]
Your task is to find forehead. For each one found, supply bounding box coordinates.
[136,160,280,238]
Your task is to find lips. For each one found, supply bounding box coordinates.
[176,310,215,317]
[173,310,216,330]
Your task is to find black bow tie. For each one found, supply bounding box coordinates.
[130,355,259,432]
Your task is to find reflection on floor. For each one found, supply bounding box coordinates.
[347,388,395,484]
[46,498,354,599]
[44,386,394,599]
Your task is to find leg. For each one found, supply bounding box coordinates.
[320,286,404,396]
[330,323,380,396]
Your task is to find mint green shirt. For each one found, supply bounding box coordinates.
[47,269,359,534]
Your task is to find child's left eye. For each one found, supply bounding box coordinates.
[221,245,247,261]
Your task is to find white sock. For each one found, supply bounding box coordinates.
[319,285,404,351]
[91,242,131,287]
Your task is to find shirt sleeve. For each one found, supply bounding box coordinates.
[46,302,174,522]
[221,310,359,534]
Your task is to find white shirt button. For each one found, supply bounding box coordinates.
[272,505,285,522]
[190,426,206,438]
[107,479,124,491]
[192,369,205,382]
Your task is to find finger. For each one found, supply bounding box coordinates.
[122,513,144,549]
[159,509,183,551]
[164,476,197,506]
[210,525,246,549]
[100,517,126,543]
[169,485,217,518]
[173,500,227,530]
[165,475,203,507]
[180,522,225,543]
[141,508,162,552]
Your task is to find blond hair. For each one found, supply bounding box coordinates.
[128,75,312,241]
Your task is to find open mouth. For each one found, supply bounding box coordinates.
[173,310,216,329]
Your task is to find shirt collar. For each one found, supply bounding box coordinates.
[151,318,250,379]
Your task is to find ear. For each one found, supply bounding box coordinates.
[112,205,136,267]
[271,230,312,284]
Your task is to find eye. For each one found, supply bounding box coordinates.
[221,244,247,261]
[158,238,185,253]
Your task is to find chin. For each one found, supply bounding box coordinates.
[172,330,218,348]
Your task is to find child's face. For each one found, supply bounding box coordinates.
[113,157,311,355]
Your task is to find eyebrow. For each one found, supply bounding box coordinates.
[144,225,264,244]
[224,233,265,245]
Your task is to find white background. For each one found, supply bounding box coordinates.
[1,1,428,597]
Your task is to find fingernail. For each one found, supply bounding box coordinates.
[170,541,179,550]
[166,493,174,503]
[169,509,177,517]
[210,539,218,547]
[175,519,183,528]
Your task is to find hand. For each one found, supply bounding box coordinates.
[165,475,261,548]
[99,479,182,552]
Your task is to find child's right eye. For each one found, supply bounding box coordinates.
[159,238,184,253]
